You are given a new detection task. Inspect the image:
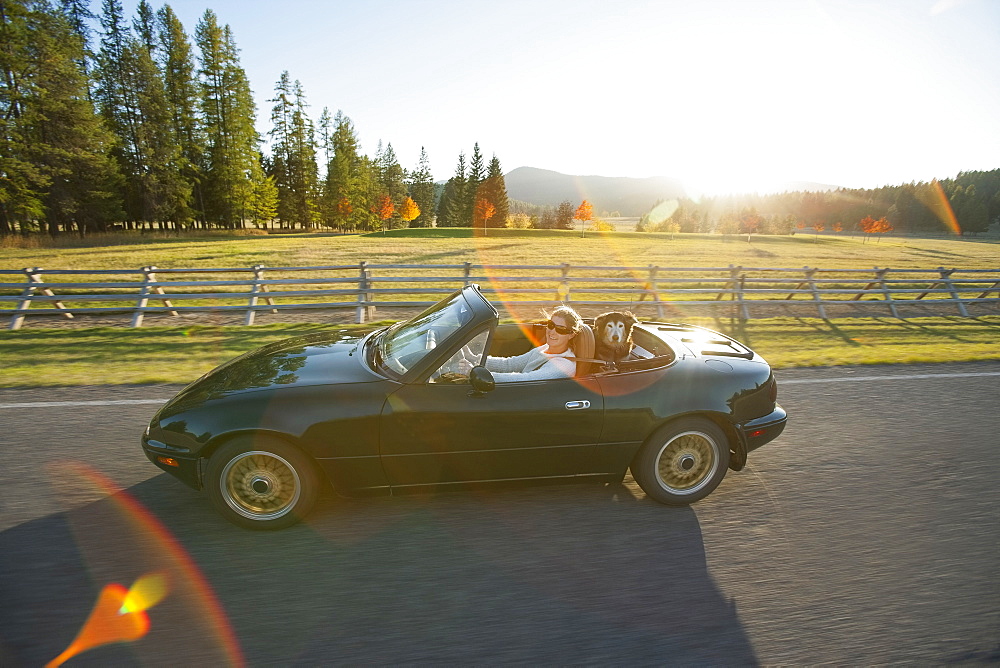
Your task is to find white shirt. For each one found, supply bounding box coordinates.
[484,344,576,382]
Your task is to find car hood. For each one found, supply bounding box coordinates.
[167,330,383,407]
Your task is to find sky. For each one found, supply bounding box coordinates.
[119,0,999,195]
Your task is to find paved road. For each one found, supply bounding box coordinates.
[1,362,998,666]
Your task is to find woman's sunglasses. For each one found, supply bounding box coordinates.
[543,320,574,335]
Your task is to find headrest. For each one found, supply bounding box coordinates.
[573,323,596,375]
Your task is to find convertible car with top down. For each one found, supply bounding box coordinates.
[142,285,786,529]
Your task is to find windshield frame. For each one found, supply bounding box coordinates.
[367,289,487,381]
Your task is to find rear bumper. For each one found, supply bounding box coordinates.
[740,404,787,453]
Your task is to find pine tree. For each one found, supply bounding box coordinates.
[375,141,405,228]
[95,0,144,223]
[196,11,260,227]
[478,154,509,228]
[462,142,484,226]
[324,109,361,230]
[2,0,120,235]
[407,147,435,227]
[555,200,574,230]
[130,35,190,226]
[437,152,466,227]
[132,0,155,53]
[157,4,204,226]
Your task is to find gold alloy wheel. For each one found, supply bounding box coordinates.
[220,451,302,520]
[655,431,718,494]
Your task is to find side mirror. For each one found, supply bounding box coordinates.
[468,366,495,396]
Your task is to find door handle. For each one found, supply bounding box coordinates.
[565,400,591,410]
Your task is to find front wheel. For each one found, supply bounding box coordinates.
[205,435,319,530]
[630,418,730,505]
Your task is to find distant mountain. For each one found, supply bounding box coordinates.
[504,167,686,217]
[503,166,840,216]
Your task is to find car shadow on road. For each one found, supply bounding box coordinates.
[0,474,759,666]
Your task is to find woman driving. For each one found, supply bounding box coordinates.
[459,305,583,381]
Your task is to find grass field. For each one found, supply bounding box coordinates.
[2,228,999,272]
[1,315,998,387]
[1,230,998,386]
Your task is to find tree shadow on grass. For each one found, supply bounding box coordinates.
[0,475,758,666]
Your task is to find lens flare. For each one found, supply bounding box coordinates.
[647,199,679,226]
[49,462,246,666]
[916,180,961,235]
[46,574,167,667]
[120,572,169,614]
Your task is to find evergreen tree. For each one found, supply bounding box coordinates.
[196,11,260,227]
[157,4,204,225]
[273,76,319,227]
[407,147,435,227]
[478,154,509,228]
[1,0,120,235]
[462,142,484,225]
[555,200,574,229]
[132,0,155,53]
[58,0,96,73]
[128,36,189,226]
[95,0,144,223]
[437,152,466,227]
[375,141,405,227]
[324,109,361,230]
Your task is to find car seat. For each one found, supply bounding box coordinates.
[572,323,596,376]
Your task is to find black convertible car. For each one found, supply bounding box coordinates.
[142,285,786,529]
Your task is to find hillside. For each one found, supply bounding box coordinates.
[503,167,687,217]
[503,167,841,216]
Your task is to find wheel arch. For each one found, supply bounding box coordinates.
[632,410,742,470]
[200,429,328,491]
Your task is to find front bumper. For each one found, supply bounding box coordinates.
[740,404,787,453]
[142,435,202,490]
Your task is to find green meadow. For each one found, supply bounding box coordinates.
[1,230,998,386]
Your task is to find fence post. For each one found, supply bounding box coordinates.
[244,264,277,325]
[559,263,571,304]
[804,267,827,319]
[132,266,177,327]
[874,267,899,318]
[9,267,72,330]
[647,265,664,319]
[463,262,472,286]
[355,261,374,324]
[937,267,969,317]
[730,266,749,320]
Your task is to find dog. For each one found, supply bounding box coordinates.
[594,310,637,365]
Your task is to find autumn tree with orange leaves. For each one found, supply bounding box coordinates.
[474,196,496,235]
[399,197,420,226]
[813,221,825,242]
[575,200,593,237]
[859,215,893,243]
[372,194,394,234]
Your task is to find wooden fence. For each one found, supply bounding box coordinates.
[2,263,999,330]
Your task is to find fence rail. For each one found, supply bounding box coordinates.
[2,263,999,329]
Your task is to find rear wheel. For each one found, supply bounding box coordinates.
[630,418,730,505]
[206,435,319,530]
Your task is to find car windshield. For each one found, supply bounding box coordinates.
[373,291,474,377]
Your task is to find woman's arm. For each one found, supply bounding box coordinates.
[483,347,537,373]
[490,355,575,382]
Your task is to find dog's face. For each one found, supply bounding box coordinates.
[595,311,637,346]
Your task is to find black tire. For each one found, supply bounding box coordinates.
[205,434,319,530]
[630,417,730,505]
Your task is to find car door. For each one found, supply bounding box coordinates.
[379,375,605,488]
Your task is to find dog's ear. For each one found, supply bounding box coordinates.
[623,311,637,326]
